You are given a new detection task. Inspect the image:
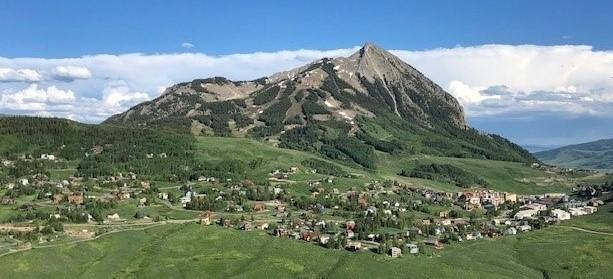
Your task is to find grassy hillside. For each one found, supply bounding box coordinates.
[535,138,613,170]
[193,136,580,194]
[1,222,611,279]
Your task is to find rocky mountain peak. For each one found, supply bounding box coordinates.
[106,43,467,129]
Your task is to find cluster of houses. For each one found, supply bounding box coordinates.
[197,179,610,257]
[269,167,299,180]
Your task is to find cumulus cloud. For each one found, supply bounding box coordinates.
[0,44,612,126]
[52,65,92,81]
[101,84,150,109]
[0,84,75,114]
[0,68,43,82]
[181,42,194,49]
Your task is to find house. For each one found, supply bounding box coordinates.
[504,192,518,203]
[459,192,482,210]
[273,226,289,237]
[158,153,168,158]
[521,203,547,211]
[199,211,214,225]
[68,192,84,205]
[52,193,65,204]
[514,209,539,220]
[518,224,532,232]
[106,213,121,221]
[116,191,131,200]
[388,246,402,258]
[440,219,452,226]
[40,154,56,160]
[158,192,169,200]
[587,199,604,207]
[256,222,269,230]
[551,209,571,221]
[140,181,151,189]
[569,208,587,216]
[253,202,266,212]
[346,241,362,251]
[583,206,598,214]
[439,210,450,218]
[346,229,355,239]
[20,178,29,186]
[319,234,331,245]
[239,221,252,231]
[405,243,419,255]
[505,227,517,235]
[408,227,422,236]
[346,220,356,230]
[138,197,147,207]
[424,237,442,249]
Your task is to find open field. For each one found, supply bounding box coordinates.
[195,136,592,194]
[564,197,613,233]
[0,222,611,279]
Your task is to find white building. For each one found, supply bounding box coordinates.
[514,209,539,219]
[583,206,598,214]
[551,209,571,221]
[505,227,517,235]
[521,203,547,211]
[518,224,532,232]
[569,208,587,216]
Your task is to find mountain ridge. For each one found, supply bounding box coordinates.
[104,43,535,165]
[535,138,613,170]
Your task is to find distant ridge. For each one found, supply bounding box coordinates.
[535,138,613,170]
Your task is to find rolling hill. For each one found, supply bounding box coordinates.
[535,138,613,170]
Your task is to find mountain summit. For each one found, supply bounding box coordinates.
[106,43,465,129]
[105,43,533,164]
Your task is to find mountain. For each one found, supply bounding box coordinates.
[535,138,613,170]
[522,144,560,153]
[105,44,465,129]
[105,43,535,166]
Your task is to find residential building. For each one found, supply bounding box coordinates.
[551,209,571,221]
[388,247,402,258]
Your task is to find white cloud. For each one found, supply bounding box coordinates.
[0,44,612,124]
[52,65,92,81]
[0,68,43,82]
[102,84,149,108]
[181,42,195,49]
[0,84,76,113]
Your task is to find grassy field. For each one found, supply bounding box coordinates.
[1,222,611,279]
[564,198,613,233]
[195,136,588,194]
[376,154,576,194]
[195,136,375,193]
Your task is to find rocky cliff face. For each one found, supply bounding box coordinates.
[105,43,466,132]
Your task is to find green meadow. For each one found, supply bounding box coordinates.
[195,136,587,194]
[1,222,611,279]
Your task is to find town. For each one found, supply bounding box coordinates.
[1,155,609,259]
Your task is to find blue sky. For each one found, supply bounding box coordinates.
[2,0,613,57]
[1,1,613,147]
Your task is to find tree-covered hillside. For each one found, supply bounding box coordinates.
[535,138,613,170]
